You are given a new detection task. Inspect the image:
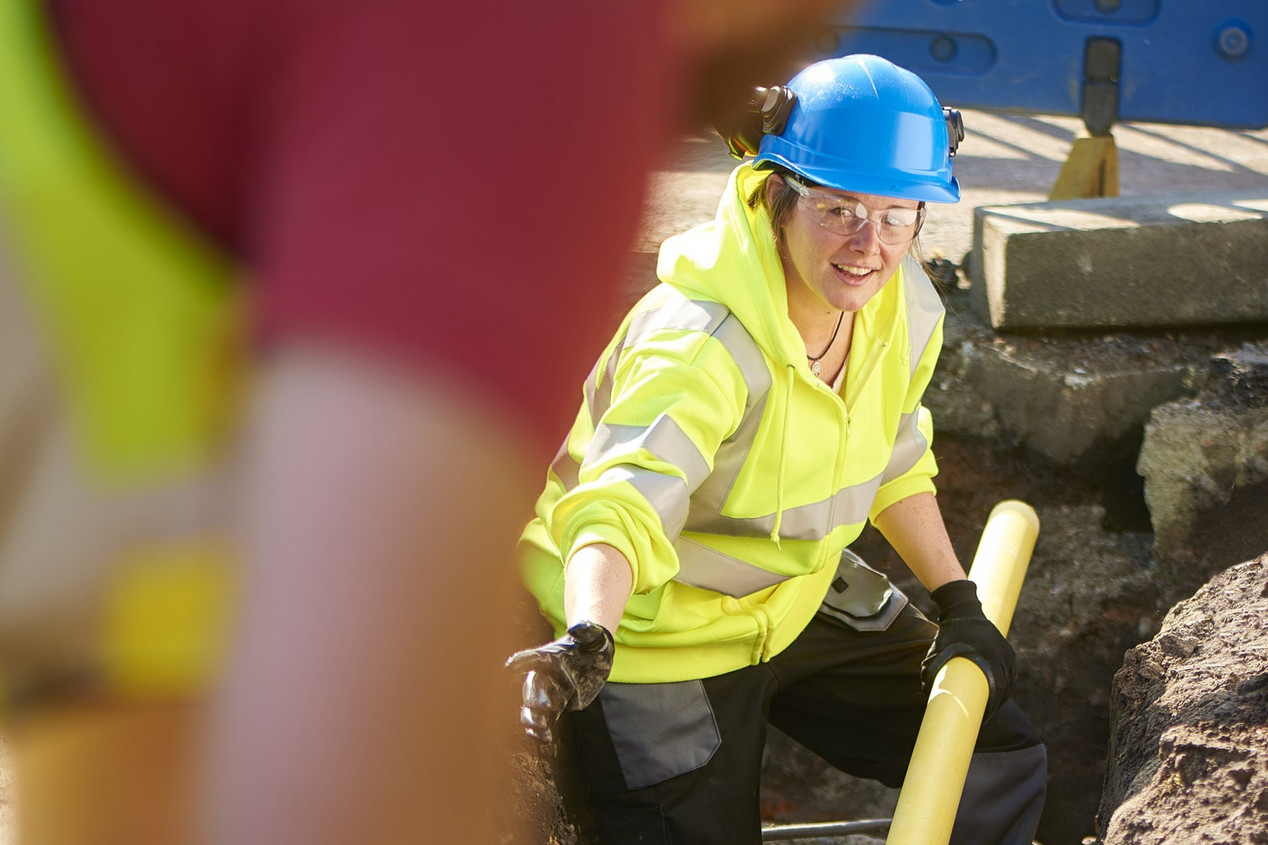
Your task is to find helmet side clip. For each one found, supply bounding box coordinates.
[722,86,797,160]
[943,107,964,157]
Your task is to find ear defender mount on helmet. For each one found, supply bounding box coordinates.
[944,107,965,157]
[721,86,797,160]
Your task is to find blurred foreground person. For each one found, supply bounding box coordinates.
[0,0,854,842]
[508,55,1047,844]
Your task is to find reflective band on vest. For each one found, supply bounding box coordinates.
[553,257,942,597]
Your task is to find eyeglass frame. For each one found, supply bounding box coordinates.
[782,175,926,245]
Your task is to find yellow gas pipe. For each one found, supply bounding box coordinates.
[885,500,1040,845]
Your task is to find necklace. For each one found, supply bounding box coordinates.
[807,311,844,377]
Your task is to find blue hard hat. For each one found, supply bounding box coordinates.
[754,54,961,203]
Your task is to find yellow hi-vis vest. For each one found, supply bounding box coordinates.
[0,0,242,700]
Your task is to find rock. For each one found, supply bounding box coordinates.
[1137,402,1268,564]
[1137,342,1268,606]
[1097,555,1268,844]
[931,293,1222,517]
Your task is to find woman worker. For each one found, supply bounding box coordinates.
[508,54,1047,844]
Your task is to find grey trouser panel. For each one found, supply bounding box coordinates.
[955,745,1048,845]
[597,680,721,791]
[568,603,1046,845]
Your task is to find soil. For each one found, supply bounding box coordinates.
[1098,556,1268,844]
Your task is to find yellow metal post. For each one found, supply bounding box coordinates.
[1049,131,1119,200]
[885,501,1040,845]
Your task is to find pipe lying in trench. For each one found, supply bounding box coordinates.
[760,500,1040,844]
[885,499,1040,845]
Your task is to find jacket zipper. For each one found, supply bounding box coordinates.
[843,340,889,411]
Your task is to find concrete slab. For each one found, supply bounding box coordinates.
[970,192,1268,331]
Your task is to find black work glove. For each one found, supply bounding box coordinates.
[921,580,1016,721]
[505,621,614,744]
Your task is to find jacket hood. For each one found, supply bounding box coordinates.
[655,163,907,374]
[655,163,808,370]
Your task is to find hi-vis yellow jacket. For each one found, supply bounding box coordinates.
[521,163,946,684]
[0,0,239,701]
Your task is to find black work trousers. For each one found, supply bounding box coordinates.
[567,605,1047,845]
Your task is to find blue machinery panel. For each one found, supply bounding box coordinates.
[813,0,1267,131]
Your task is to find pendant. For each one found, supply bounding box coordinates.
[811,360,821,377]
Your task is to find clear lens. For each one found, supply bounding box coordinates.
[787,178,923,244]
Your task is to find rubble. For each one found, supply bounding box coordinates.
[1137,343,1268,590]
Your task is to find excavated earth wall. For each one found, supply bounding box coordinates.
[1097,556,1268,845]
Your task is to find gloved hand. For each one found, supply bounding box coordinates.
[505,621,614,744]
[921,579,1016,721]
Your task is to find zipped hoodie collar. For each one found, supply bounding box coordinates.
[656,162,908,387]
[656,163,807,374]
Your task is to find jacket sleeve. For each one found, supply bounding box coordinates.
[868,266,945,521]
[544,323,749,596]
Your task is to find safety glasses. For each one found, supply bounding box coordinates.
[785,176,926,244]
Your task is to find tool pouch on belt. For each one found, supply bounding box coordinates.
[819,549,908,632]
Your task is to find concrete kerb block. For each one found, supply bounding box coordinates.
[970,192,1268,331]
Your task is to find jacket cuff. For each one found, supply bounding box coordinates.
[868,474,937,524]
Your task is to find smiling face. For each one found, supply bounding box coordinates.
[767,174,917,321]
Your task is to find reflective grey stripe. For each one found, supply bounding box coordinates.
[879,259,940,484]
[584,297,732,432]
[627,297,730,346]
[683,315,771,527]
[552,295,758,540]
[903,256,944,378]
[672,536,788,597]
[578,297,731,433]
[549,439,579,491]
[882,410,929,485]
[685,470,884,542]
[599,466,691,539]
[587,417,711,492]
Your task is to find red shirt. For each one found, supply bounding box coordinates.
[50,0,681,452]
